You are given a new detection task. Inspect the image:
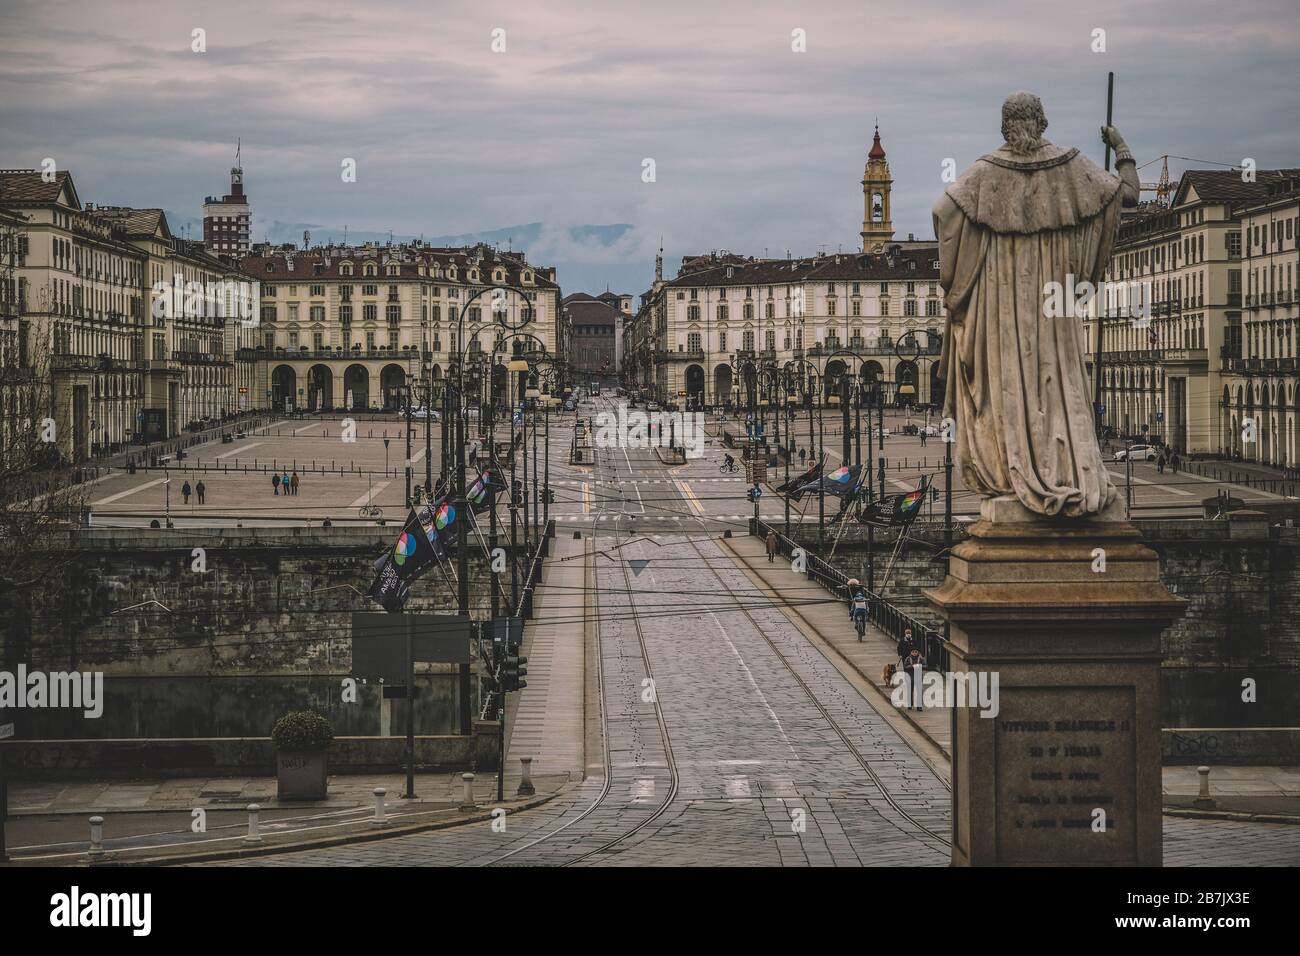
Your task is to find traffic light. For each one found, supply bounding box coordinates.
[545,486,556,505]
[501,653,528,692]
[512,478,523,504]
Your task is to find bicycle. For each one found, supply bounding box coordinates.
[853,610,867,640]
[720,458,739,474]
[358,503,384,519]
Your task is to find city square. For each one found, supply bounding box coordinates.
[1,0,1297,937]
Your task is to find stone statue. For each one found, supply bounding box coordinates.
[934,91,1139,519]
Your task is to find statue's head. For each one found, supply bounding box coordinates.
[1001,91,1048,154]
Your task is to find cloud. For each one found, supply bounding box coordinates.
[3,0,1297,296]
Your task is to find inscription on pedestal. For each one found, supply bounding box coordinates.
[994,686,1137,863]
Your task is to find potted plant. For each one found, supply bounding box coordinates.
[272,710,334,800]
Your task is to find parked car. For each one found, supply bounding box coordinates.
[405,406,440,421]
[646,402,661,412]
[1114,444,1158,462]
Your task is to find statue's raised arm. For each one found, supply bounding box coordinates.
[1102,125,1140,206]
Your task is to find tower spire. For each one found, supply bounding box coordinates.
[861,122,894,253]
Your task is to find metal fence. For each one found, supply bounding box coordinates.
[516,518,555,619]
[752,517,950,671]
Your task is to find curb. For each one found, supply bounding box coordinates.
[1161,806,1300,826]
[7,787,568,868]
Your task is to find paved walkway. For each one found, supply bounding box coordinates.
[722,531,953,760]
[506,533,588,779]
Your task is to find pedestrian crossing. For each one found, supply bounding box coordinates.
[552,477,745,485]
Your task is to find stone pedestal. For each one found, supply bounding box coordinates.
[925,499,1185,866]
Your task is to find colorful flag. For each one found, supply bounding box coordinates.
[860,478,929,526]
[797,463,862,499]
[367,497,460,612]
[466,468,503,514]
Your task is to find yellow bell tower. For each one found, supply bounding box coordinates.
[860,124,894,253]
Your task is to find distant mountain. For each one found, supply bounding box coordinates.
[164,213,646,293]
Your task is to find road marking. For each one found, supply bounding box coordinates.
[1107,471,1193,497]
[215,441,262,460]
[293,422,320,434]
[93,478,165,506]
[725,776,753,800]
[349,481,392,508]
[677,480,705,515]
[582,482,590,514]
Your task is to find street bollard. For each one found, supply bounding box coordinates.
[87,815,106,861]
[516,757,536,797]
[459,772,477,811]
[1193,766,1216,810]
[244,804,264,845]
[373,787,389,828]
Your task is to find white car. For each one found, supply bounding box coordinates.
[405,407,440,422]
[1114,444,1158,462]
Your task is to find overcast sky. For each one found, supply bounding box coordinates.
[3,0,1297,294]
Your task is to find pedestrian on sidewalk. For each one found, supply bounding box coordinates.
[196,479,206,504]
[282,470,291,494]
[291,471,300,495]
[1156,453,1166,474]
[1171,452,1180,474]
[765,529,778,562]
[181,479,192,504]
[799,447,806,465]
[272,472,281,495]
[896,626,916,665]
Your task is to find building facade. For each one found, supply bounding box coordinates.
[242,242,560,413]
[1084,168,1300,459]
[562,292,621,381]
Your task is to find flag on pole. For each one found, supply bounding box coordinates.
[797,463,862,499]
[775,458,822,501]
[367,496,460,612]
[466,468,504,514]
[860,477,929,526]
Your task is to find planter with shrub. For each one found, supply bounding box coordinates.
[272,711,334,800]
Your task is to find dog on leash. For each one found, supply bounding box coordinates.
[881,662,897,685]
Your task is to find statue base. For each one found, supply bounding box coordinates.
[924,511,1185,866]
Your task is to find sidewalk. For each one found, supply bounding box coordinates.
[3,770,570,865]
[506,532,588,779]
[721,531,1300,823]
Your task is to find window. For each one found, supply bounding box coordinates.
[310,284,324,297]
[340,305,353,325]
[852,300,861,316]
[719,331,727,351]
[688,304,700,321]
[363,284,377,297]
[743,302,754,320]
[313,332,323,350]
[718,304,728,320]
[387,304,401,325]
[743,330,754,351]
[765,302,775,319]
[687,332,701,352]
[765,330,775,351]
[366,331,376,349]
[363,304,378,322]
[310,305,325,323]
[827,300,837,317]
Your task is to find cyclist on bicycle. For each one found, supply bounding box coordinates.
[848,583,869,639]
[723,453,736,470]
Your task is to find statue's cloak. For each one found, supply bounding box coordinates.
[933,141,1122,517]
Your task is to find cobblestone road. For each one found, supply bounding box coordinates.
[222,438,1300,867]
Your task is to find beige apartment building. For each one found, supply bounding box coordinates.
[1085,168,1300,458]
[242,242,560,413]
[1226,173,1300,466]
[623,128,947,410]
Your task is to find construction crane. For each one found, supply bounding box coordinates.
[1140,155,1173,205]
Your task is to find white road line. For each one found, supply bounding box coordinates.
[293,422,321,435]
[215,441,262,460]
[349,481,392,509]
[1107,471,1193,497]
[93,477,165,506]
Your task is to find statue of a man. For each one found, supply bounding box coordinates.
[934,91,1139,518]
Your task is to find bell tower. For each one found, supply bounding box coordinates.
[860,124,894,253]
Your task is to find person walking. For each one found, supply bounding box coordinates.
[291,471,300,495]
[282,470,291,495]
[272,472,281,496]
[799,446,806,465]
[1170,452,1180,474]
[765,529,779,563]
[1156,453,1166,474]
[195,480,206,505]
[181,479,192,505]
[896,626,916,666]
